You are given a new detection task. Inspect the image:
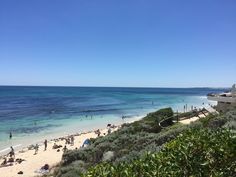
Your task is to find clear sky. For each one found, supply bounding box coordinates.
[0,0,235,87]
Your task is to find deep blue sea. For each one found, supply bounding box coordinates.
[0,86,226,153]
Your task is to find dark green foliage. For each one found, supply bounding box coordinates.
[55,161,86,177]
[144,107,173,122]
[158,128,236,176]
[199,113,217,127]
[177,111,197,119]
[84,128,236,177]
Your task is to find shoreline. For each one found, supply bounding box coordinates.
[0,116,142,177]
[0,115,144,156]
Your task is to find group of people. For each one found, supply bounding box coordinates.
[94,129,101,137]
[1,146,15,166]
[65,135,75,146]
[51,136,74,153]
[107,124,117,134]
[1,145,28,166]
[34,139,48,155]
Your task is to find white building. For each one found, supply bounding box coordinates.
[207,84,236,112]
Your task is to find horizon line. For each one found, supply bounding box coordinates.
[0,84,230,89]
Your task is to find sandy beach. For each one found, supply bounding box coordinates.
[0,118,139,177]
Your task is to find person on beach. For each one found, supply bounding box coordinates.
[52,143,58,149]
[71,136,74,146]
[44,140,47,151]
[9,132,12,139]
[95,129,101,137]
[63,145,67,152]
[35,164,50,174]
[53,143,57,149]
[97,129,101,136]
[110,124,116,128]
[108,127,111,134]
[52,143,62,149]
[65,137,71,145]
[9,146,15,158]
[41,164,49,171]
[1,157,7,166]
[34,144,39,155]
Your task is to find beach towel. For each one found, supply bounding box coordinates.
[34,169,49,175]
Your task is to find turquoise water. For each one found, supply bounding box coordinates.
[0,86,225,152]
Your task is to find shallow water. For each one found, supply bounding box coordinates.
[0,86,225,153]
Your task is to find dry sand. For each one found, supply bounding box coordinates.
[179,116,200,124]
[179,112,208,125]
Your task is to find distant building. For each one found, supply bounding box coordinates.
[207,84,236,112]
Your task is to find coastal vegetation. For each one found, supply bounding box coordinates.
[84,128,235,177]
[53,108,236,177]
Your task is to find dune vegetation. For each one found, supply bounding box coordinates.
[53,108,236,177]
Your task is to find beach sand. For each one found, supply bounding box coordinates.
[179,116,200,124]
[179,112,208,124]
[0,118,139,177]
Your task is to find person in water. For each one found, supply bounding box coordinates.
[9,132,12,139]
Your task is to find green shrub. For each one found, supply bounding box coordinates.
[83,128,236,177]
[175,110,200,122]
[144,107,174,123]
[158,128,236,176]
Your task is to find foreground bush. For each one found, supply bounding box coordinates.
[84,128,236,177]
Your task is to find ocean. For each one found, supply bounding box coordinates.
[0,86,226,153]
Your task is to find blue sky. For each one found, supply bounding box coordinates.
[0,0,235,87]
